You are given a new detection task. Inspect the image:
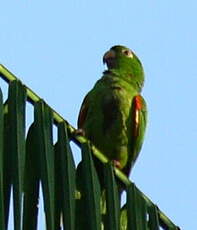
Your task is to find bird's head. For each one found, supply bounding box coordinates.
[103,45,144,90]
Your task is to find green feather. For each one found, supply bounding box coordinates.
[78,45,147,177]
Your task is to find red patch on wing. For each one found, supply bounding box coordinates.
[134,95,143,110]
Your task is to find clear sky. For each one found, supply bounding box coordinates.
[1,1,197,229]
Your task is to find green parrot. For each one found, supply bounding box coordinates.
[77,45,147,178]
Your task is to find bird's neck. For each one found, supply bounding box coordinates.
[103,69,143,92]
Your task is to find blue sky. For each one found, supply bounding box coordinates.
[1,1,197,229]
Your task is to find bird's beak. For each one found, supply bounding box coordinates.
[103,49,116,64]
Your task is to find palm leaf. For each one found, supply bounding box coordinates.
[0,64,181,230]
[0,89,5,230]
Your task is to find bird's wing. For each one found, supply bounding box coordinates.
[123,94,147,175]
[77,94,89,129]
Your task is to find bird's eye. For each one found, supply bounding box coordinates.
[122,49,133,58]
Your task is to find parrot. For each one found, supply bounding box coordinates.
[77,45,147,179]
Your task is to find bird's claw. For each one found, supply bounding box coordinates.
[112,160,121,169]
[74,128,85,137]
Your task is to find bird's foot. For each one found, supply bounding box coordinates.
[112,160,121,169]
[74,128,85,137]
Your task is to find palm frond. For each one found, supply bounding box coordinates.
[0,64,180,230]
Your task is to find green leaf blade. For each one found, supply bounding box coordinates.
[127,183,147,230]
[76,142,101,230]
[148,205,160,230]
[103,164,120,230]
[0,88,5,229]
[55,122,76,230]
[23,123,40,230]
[7,80,26,230]
[34,101,55,230]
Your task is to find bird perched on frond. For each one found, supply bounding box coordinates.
[77,45,147,179]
